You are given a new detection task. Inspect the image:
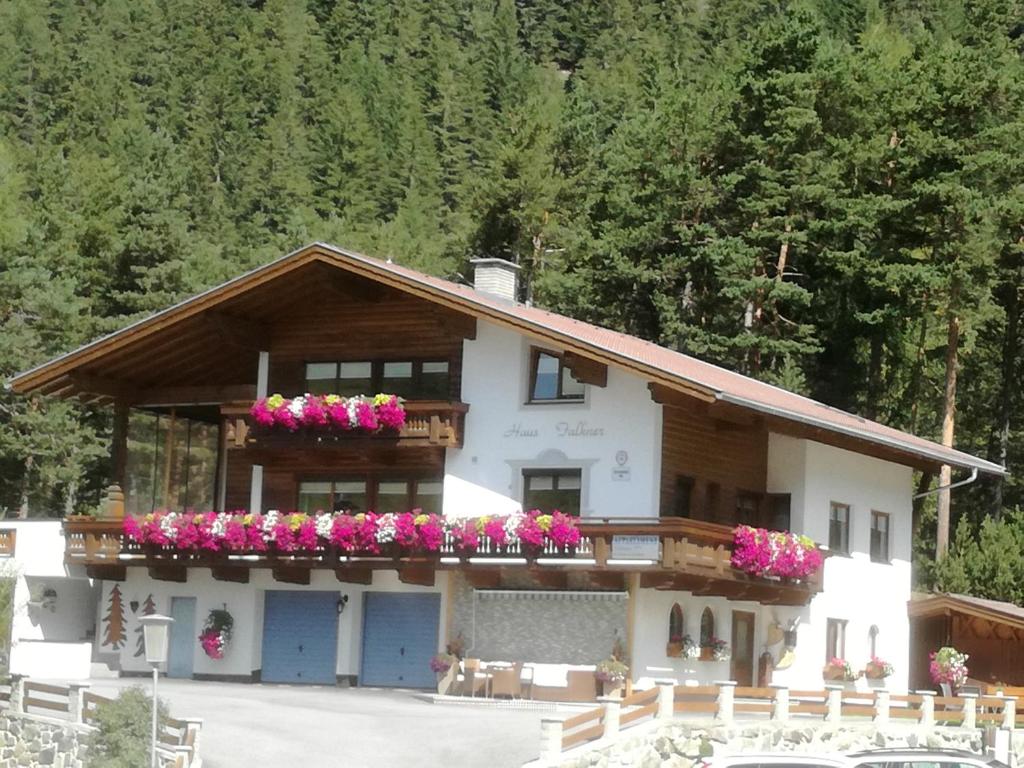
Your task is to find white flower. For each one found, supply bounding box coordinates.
[346,399,359,427]
[263,510,280,539]
[211,513,229,539]
[315,514,333,538]
[375,513,396,543]
[160,513,179,541]
[289,396,306,418]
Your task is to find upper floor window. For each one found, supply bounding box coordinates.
[870,511,890,563]
[305,360,451,400]
[668,475,695,518]
[528,348,584,402]
[829,501,850,554]
[523,469,582,516]
[735,491,760,526]
[297,476,443,515]
[767,493,791,532]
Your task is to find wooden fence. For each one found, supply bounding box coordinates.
[538,681,1022,761]
[2,676,202,768]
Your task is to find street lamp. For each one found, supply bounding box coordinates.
[139,614,174,768]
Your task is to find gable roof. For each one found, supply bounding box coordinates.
[909,593,1024,630]
[8,241,1006,476]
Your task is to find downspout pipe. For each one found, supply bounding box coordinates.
[912,467,979,499]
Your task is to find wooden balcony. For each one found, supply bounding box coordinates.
[64,516,823,606]
[221,400,469,450]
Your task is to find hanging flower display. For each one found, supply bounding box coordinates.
[929,647,969,688]
[249,393,406,434]
[199,607,233,660]
[730,525,823,581]
[123,509,581,557]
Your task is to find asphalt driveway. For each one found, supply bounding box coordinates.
[88,678,544,768]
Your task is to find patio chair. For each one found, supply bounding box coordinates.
[489,662,523,700]
[460,658,488,697]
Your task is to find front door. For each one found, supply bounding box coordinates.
[167,597,196,679]
[730,610,755,687]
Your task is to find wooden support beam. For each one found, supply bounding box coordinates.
[398,565,435,587]
[135,384,257,407]
[335,567,373,585]
[465,570,502,589]
[211,566,249,584]
[648,381,716,406]
[563,352,608,388]
[148,564,187,583]
[272,565,310,585]
[86,564,126,582]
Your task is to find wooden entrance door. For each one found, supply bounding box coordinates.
[730,611,755,686]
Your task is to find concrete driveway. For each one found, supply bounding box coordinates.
[88,678,544,768]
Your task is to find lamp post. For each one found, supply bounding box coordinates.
[139,614,174,768]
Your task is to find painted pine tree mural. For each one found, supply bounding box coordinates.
[102,585,126,650]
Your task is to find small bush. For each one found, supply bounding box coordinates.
[89,686,168,768]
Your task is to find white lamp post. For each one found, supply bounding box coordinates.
[139,614,174,768]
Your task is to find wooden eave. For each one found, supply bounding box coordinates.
[907,594,1024,633]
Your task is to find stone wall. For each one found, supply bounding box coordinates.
[451,573,627,663]
[0,711,90,768]
[554,720,988,768]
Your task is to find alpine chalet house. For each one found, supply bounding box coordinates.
[7,243,1003,694]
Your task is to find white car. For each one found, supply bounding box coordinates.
[699,748,1007,768]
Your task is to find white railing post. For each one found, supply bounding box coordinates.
[916,691,935,727]
[598,695,621,738]
[538,716,564,760]
[874,689,890,725]
[962,693,978,729]
[67,682,88,724]
[655,679,676,720]
[8,674,24,714]
[771,684,790,721]
[1000,697,1016,730]
[715,681,736,723]
[826,686,843,723]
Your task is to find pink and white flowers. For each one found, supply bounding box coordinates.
[730,525,823,581]
[199,608,233,660]
[250,393,406,434]
[123,509,581,556]
[929,647,969,688]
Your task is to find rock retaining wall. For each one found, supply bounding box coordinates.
[0,711,90,768]
[555,720,989,768]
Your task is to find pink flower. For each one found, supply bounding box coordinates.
[483,518,507,548]
[123,516,144,544]
[301,397,328,428]
[449,520,479,552]
[394,513,417,548]
[296,519,319,551]
[417,514,445,552]
[224,519,247,550]
[272,522,296,552]
[326,401,352,430]
[250,399,275,427]
[548,511,581,548]
[355,401,379,432]
[517,513,545,548]
[330,515,359,551]
[376,396,406,431]
[273,403,299,431]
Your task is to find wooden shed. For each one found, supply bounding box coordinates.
[909,592,1024,689]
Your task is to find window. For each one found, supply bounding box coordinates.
[826,618,847,661]
[704,482,721,521]
[125,411,218,515]
[669,604,684,641]
[297,477,442,514]
[700,607,715,647]
[528,349,584,402]
[870,511,890,563]
[735,491,761,526]
[523,469,582,516]
[768,493,791,532]
[667,475,695,518]
[829,502,850,554]
[304,360,451,400]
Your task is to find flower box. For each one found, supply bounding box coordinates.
[731,525,823,581]
[864,658,893,680]
[251,393,406,434]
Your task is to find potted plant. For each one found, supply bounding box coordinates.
[198,607,233,660]
[709,637,731,662]
[666,633,698,659]
[595,658,629,697]
[823,657,858,682]
[929,647,969,690]
[864,656,894,680]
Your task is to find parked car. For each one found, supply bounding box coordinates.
[699,748,1008,768]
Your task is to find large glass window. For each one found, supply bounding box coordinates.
[523,469,582,515]
[829,502,850,555]
[338,362,373,397]
[304,360,451,400]
[528,349,584,402]
[125,411,218,514]
[297,477,442,514]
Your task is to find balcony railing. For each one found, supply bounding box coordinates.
[64,516,823,605]
[221,400,469,449]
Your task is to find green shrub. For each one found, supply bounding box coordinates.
[89,686,168,768]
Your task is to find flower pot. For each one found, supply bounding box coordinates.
[699,646,714,662]
[666,641,683,658]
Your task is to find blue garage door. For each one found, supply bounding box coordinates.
[261,591,338,684]
[361,593,440,688]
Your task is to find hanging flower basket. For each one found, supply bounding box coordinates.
[667,634,699,659]
[930,647,969,689]
[199,607,233,660]
[250,393,406,434]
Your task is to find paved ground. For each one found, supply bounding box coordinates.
[89,678,544,768]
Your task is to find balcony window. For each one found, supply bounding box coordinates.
[668,475,695,518]
[870,511,890,563]
[528,349,584,402]
[298,477,442,515]
[768,493,791,532]
[413,479,444,513]
[523,469,582,515]
[735,491,760,526]
[304,360,451,400]
[125,411,218,515]
[829,502,850,555]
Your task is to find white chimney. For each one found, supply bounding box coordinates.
[470,257,520,302]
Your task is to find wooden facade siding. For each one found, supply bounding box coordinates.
[659,401,768,518]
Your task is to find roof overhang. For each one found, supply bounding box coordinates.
[908,593,1024,632]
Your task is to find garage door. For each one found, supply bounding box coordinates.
[361,593,440,688]
[261,591,338,684]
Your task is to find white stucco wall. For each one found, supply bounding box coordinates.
[108,569,447,681]
[446,321,662,519]
[766,434,913,692]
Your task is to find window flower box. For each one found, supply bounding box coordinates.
[731,525,823,581]
[864,657,894,680]
[250,393,406,434]
[667,634,698,659]
[823,657,858,682]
